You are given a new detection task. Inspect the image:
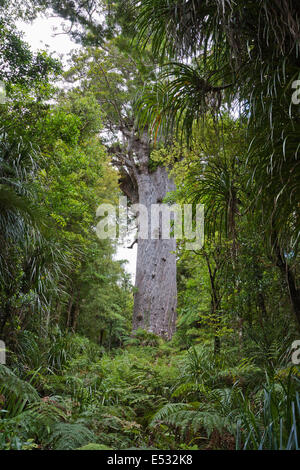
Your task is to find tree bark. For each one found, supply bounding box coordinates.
[132,166,177,339]
[110,126,178,340]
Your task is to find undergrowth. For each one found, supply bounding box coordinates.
[0,329,299,450]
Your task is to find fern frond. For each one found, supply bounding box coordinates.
[45,422,95,450]
[0,365,39,416]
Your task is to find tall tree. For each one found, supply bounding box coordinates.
[66,40,177,338]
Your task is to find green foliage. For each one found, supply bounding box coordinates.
[77,443,113,450]
[0,8,61,94]
[1,330,300,450]
[45,422,96,450]
[0,365,39,416]
[126,329,162,347]
[0,0,299,453]
[236,376,300,450]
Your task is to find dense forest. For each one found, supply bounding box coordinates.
[0,0,300,451]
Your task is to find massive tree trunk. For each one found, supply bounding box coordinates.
[114,129,177,340]
[132,166,177,339]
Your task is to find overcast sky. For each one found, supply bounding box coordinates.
[17,16,137,281]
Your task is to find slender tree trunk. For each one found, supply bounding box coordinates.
[272,230,300,328]
[203,251,222,355]
[54,301,62,325]
[99,329,104,346]
[132,166,177,339]
[214,334,221,356]
[66,295,73,329]
[286,269,300,327]
[0,307,9,337]
[71,301,80,332]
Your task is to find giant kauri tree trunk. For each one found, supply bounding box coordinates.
[113,128,177,339]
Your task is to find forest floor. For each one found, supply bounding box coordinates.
[1,328,299,450]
